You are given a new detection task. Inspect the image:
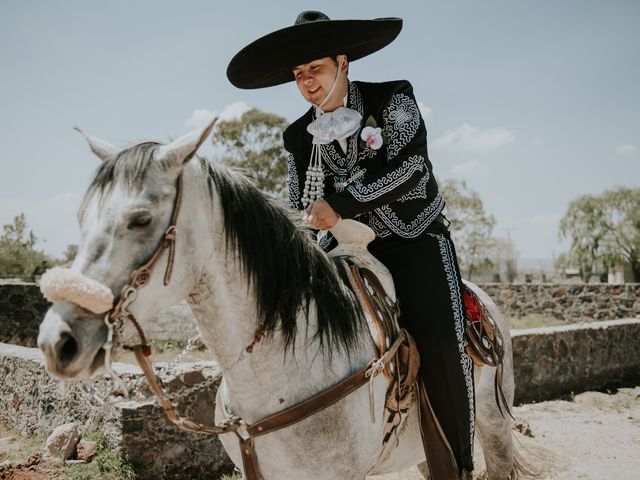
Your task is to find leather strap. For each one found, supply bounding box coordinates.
[237,332,406,479]
[417,380,460,480]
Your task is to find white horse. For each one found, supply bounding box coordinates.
[38,123,520,479]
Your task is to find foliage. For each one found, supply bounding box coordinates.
[559,186,640,282]
[213,108,289,198]
[61,244,79,265]
[441,179,512,280]
[64,431,135,480]
[0,213,52,278]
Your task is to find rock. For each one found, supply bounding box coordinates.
[43,423,80,461]
[181,370,205,386]
[76,439,98,462]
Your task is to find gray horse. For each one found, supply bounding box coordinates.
[38,124,521,479]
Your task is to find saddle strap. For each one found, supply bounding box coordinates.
[417,380,460,480]
[238,332,406,480]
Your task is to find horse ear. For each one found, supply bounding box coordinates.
[154,118,218,169]
[74,127,119,163]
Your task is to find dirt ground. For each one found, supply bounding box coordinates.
[1,387,638,479]
[374,386,640,480]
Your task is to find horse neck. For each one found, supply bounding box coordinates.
[182,164,371,420]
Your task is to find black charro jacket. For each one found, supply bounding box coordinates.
[284,80,443,249]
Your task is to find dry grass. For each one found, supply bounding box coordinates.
[0,422,45,463]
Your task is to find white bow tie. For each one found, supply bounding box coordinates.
[306,107,362,145]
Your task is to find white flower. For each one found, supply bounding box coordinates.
[360,126,383,150]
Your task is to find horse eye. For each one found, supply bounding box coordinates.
[128,213,152,229]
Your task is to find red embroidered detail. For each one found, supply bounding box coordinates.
[463,289,481,324]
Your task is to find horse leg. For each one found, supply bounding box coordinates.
[475,362,517,480]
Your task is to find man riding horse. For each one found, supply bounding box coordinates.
[228,11,475,478]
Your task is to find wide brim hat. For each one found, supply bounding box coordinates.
[227,11,403,89]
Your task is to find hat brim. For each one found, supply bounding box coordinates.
[227,18,403,89]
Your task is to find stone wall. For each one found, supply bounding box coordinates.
[0,343,233,479]
[479,283,640,322]
[511,318,640,404]
[2,282,639,345]
[2,319,639,477]
[0,282,50,346]
[0,282,199,345]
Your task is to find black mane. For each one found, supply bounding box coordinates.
[203,158,364,352]
[80,143,364,352]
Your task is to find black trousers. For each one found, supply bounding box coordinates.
[369,226,475,473]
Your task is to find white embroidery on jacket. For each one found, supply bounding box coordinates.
[374,193,444,238]
[317,230,333,250]
[383,93,421,161]
[346,155,426,202]
[369,213,392,238]
[287,153,300,209]
[397,174,429,203]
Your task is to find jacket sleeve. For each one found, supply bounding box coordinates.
[325,81,431,219]
[283,131,306,211]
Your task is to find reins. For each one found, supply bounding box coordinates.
[102,167,408,479]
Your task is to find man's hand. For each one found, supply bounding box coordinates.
[303,200,340,230]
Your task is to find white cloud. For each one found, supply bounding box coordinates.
[615,144,637,156]
[432,123,515,152]
[185,102,252,129]
[0,193,83,257]
[417,101,432,118]
[451,159,488,176]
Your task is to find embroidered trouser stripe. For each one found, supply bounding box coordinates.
[368,229,475,472]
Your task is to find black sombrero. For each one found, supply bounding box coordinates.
[227,11,403,89]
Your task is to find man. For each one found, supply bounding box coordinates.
[227,11,474,478]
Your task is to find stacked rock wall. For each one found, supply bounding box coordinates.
[0,343,233,478]
[2,319,640,477]
[511,319,640,404]
[3,282,640,345]
[480,283,640,322]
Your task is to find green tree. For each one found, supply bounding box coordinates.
[559,186,640,282]
[213,108,289,198]
[61,244,79,265]
[0,213,52,278]
[441,179,501,280]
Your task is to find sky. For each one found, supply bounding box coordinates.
[1,0,639,266]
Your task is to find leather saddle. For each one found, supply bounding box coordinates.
[329,220,460,479]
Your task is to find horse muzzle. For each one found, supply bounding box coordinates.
[38,302,108,379]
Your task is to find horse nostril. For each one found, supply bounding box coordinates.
[57,333,79,365]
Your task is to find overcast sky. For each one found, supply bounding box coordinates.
[1,0,638,265]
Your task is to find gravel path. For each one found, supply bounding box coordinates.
[1,388,637,479]
[372,387,640,480]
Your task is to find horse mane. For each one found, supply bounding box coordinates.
[80,142,161,218]
[81,144,364,353]
[202,158,364,353]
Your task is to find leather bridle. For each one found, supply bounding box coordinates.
[100,165,407,479]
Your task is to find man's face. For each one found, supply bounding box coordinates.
[292,56,345,106]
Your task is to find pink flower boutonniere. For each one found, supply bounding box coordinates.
[360,116,385,158]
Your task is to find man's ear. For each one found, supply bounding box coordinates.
[338,54,349,73]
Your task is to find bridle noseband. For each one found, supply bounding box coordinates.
[108,172,184,356]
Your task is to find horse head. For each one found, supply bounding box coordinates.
[37,121,215,379]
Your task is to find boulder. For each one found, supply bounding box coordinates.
[76,439,99,462]
[43,423,79,461]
